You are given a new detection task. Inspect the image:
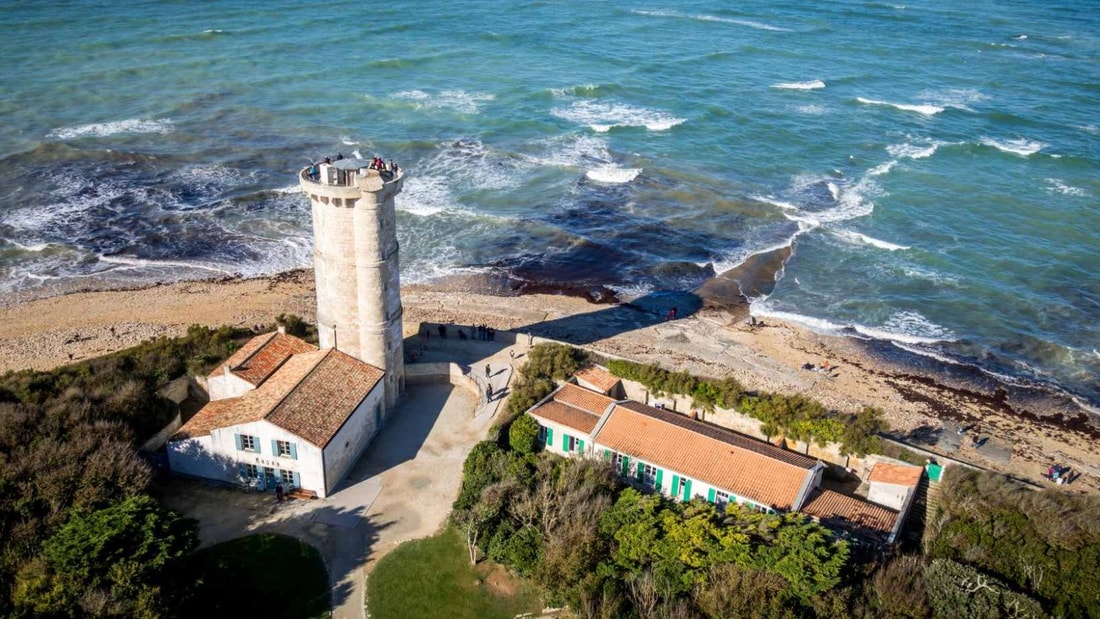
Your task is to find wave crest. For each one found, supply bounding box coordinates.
[856,97,944,115]
[771,80,825,90]
[48,118,175,139]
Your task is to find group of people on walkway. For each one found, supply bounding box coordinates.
[305,153,399,183]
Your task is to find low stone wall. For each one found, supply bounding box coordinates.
[405,362,480,399]
[141,412,182,453]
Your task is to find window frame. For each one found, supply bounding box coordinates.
[642,463,657,486]
[240,434,259,453]
[242,464,259,478]
[276,440,293,458]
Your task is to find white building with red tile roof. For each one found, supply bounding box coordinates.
[526,376,922,543]
[167,331,386,498]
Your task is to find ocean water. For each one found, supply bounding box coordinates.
[0,1,1097,406]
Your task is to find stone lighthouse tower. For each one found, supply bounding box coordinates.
[299,159,405,412]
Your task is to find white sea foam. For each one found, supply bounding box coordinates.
[48,118,175,139]
[551,100,686,132]
[351,149,363,159]
[8,241,53,252]
[586,166,641,184]
[272,185,300,195]
[771,80,825,90]
[920,88,988,112]
[793,104,827,115]
[633,9,790,31]
[856,97,944,115]
[749,194,800,210]
[886,140,945,159]
[1045,178,1087,196]
[979,137,1045,156]
[340,136,359,145]
[399,174,459,216]
[751,306,955,344]
[867,160,897,176]
[393,89,495,114]
[97,255,238,276]
[419,138,532,192]
[832,229,910,251]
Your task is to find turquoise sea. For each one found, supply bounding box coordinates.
[0,1,1097,407]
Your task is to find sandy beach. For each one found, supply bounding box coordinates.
[1,270,1096,493]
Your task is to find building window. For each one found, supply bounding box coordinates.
[238,434,258,452]
[276,440,293,458]
[613,453,626,470]
[280,469,295,484]
[714,490,730,510]
[642,464,657,486]
[565,435,577,452]
[242,464,259,478]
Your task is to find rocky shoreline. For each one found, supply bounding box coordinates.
[0,269,1096,492]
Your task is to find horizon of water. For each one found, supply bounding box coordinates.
[0,1,1097,408]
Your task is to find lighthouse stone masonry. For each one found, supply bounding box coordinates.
[300,159,406,412]
[163,159,408,499]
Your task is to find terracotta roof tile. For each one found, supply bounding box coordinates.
[869,462,924,487]
[529,401,602,434]
[173,348,381,446]
[554,383,617,415]
[225,333,317,386]
[801,489,899,541]
[594,401,819,511]
[266,350,384,447]
[574,365,621,394]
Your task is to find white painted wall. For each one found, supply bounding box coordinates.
[207,369,255,401]
[216,419,326,495]
[868,481,913,511]
[167,435,234,482]
[530,417,590,457]
[323,385,385,495]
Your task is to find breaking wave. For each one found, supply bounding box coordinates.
[979,137,1046,156]
[47,118,175,139]
[856,97,944,116]
[551,100,686,132]
[771,80,825,90]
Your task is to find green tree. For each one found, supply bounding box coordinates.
[842,407,887,457]
[508,414,542,454]
[923,559,1044,619]
[13,495,197,617]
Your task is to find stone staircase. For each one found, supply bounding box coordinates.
[903,472,941,543]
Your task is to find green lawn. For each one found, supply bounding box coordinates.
[174,533,329,619]
[367,527,543,619]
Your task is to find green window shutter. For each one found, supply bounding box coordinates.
[561,433,569,452]
[683,479,693,501]
[707,488,716,503]
[546,427,554,446]
[671,474,680,496]
[577,439,585,453]
[235,434,243,451]
[271,439,278,456]
[621,456,630,476]
[655,469,663,489]
[635,461,644,481]
[289,443,298,460]
[602,449,611,461]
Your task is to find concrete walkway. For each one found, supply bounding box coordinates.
[162,340,527,619]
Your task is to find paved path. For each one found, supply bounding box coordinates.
[163,342,525,618]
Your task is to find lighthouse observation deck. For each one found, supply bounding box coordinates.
[300,158,403,196]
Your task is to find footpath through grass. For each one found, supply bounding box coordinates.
[367,527,543,619]
[174,533,329,619]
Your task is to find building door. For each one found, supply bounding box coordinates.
[264,467,277,490]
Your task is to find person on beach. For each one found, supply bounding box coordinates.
[485,384,493,402]
[275,482,284,503]
[485,364,491,378]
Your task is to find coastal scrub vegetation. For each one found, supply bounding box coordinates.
[0,324,263,617]
[450,440,851,618]
[605,357,887,457]
[925,467,1100,618]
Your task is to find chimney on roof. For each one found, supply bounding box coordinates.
[277,325,286,335]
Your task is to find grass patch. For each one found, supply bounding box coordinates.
[367,527,542,619]
[175,533,329,619]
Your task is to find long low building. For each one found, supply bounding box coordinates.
[526,366,920,542]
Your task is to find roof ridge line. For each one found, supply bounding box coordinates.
[229,331,279,370]
[261,349,333,433]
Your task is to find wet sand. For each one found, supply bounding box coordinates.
[0,269,1097,493]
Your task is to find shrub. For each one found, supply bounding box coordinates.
[508,414,541,455]
[923,559,1044,619]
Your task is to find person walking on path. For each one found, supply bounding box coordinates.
[485,363,491,378]
[485,383,493,402]
[275,482,285,503]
